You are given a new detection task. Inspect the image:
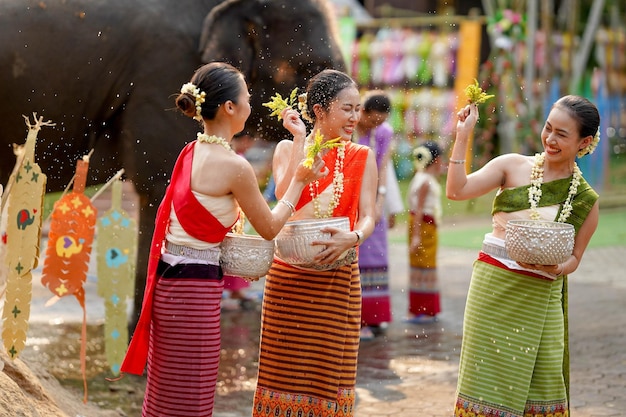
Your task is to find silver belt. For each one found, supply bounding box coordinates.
[481,242,511,260]
[165,241,221,263]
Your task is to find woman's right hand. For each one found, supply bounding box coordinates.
[456,104,479,137]
[281,108,306,139]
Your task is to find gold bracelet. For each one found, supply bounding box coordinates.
[278,199,296,216]
[449,159,466,164]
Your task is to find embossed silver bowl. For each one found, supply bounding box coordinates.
[220,233,275,279]
[275,217,351,270]
[505,220,575,265]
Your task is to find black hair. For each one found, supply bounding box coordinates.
[554,95,600,139]
[362,90,391,113]
[413,140,442,167]
[305,69,357,123]
[176,62,245,121]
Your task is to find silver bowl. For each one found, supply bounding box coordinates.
[275,217,351,269]
[505,220,575,265]
[220,233,275,279]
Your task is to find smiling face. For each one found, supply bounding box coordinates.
[541,107,591,161]
[315,85,361,141]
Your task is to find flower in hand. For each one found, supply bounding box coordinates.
[303,129,342,168]
[263,88,299,120]
[464,79,495,105]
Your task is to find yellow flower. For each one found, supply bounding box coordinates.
[465,79,495,104]
[303,130,341,168]
[262,87,299,120]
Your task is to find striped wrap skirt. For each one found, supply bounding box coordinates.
[454,255,569,417]
[252,260,361,417]
[142,259,224,417]
[408,213,440,316]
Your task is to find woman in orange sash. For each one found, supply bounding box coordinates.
[252,69,378,417]
[120,62,325,417]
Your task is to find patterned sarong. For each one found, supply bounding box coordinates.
[454,256,568,417]
[408,213,440,316]
[252,260,361,417]
[142,261,223,417]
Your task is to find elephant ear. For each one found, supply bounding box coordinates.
[199,0,261,81]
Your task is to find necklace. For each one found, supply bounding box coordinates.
[196,133,233,153]
[309,144,346,218]
[528,152,581,222]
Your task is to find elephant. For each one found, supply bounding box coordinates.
[16,209,35,230]
[55,235,84,258]
[0,0,346,329]
[199,0,346,139]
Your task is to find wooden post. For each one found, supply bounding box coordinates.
[453,19,482,172]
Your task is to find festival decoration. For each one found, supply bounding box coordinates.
[487,8,526,50]
[41,155,97,402]
[96,178,137,376]
[2,115,50,359]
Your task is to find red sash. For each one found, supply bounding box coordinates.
[121,141,236,375]
[295,142,369,228]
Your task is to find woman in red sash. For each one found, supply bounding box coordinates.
[252,69,378,417]
[120,62,325,417]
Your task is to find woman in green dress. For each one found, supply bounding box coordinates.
[447,95,601,417]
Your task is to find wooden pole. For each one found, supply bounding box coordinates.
[453,19,483,172]
[569,0,606,92]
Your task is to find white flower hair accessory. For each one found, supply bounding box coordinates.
[180,82,206,121]
[298,93,313,123]
[577,128,600,158]
[413,145,433,171]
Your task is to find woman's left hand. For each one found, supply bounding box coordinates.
[311,227,357,263]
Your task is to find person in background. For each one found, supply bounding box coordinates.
[252,69,378,417]
[385,161,404,228]
[353,90,394,340]
[448,96,600,416]
[222,130,260,310]
[119,62,325,417]
[406,141,443,324]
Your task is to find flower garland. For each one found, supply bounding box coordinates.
[528,152,581,222]
[181,82,206,121]
[309,144,345,218]
[197,133,233,153]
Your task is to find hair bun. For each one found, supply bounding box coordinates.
[176,94,197,119]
